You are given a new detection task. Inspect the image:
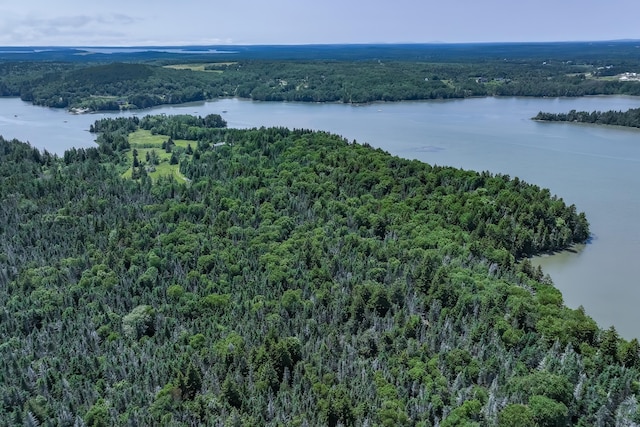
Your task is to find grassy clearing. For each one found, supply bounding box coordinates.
[128,129,167,147]
[163,62,236,73]
[441,79,456,88]
[585,74,622,81]
[89,95,119,100]
[123,129,194,183]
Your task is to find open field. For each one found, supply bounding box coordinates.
[122,129,193,182]
[163,62,236,73]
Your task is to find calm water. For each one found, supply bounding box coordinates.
[1,96,639,338]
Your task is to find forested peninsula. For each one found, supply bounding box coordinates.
[533,108,640,128]
[2,114,640,426]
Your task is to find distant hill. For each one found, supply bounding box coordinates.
[69,62,154,84]
[1,41,640,62]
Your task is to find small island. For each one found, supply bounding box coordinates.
[533,107,640,129]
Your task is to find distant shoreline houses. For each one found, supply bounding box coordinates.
[619,72,640,82]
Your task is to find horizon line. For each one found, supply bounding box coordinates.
[0,39,639,49]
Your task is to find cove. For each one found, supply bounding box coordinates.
[1,95,639,338]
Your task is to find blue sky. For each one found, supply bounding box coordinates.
[1,0,639,46]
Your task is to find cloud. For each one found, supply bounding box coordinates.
[0,12,141,45]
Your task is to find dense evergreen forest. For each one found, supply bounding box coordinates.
[2,114,640,426]
[1,41,640,111]
[533,108,640,128]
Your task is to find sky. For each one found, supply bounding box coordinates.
[0,0,639,46]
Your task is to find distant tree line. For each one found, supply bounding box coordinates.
[1,56,640,111]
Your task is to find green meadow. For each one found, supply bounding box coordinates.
[162,63,234,73]
[122,129,194,183]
